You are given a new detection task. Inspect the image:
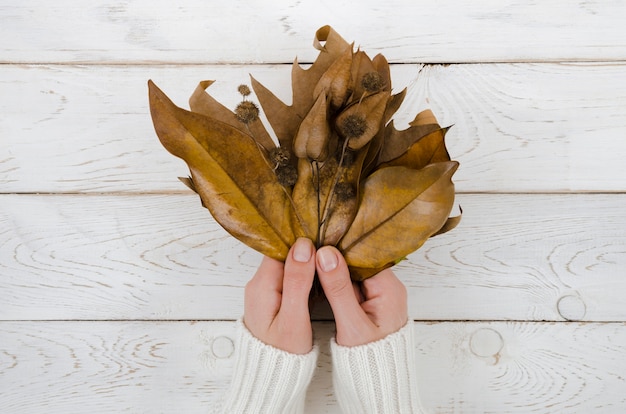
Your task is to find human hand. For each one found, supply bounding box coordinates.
[243,237,316,354]
[316,246,408,347]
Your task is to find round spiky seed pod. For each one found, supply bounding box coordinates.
[340,114,367,138]
[276,164,298,186]
[269,147,291,167]
[235,101,259,124]
[237,84,251,97]
[361,72,384,92]
[334,181,356,201]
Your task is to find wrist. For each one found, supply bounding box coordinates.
[330,321,425,414]
[220,319,319,413]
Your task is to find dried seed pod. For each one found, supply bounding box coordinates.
[336,91,390,150]
[268,147,291,167]
[340,114,367,138]
[237,84,251,97]
[234,101,259,124]
[361,71,384,93]
[334,181,356,202]
[276,164,298,186]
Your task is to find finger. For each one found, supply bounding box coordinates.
[353,283,365,304]
[244,255,284,322]
[250,255,285,291]
[360,268,408,329]
[316,246,371,328]
[279,238,316,317]
[360,267,402,300]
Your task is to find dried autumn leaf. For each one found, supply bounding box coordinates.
[350,50,378,99]
[189,80,275,151]
[320,148,368,246]
[378,121,446,166]
[291,158,325,241]
[314,45,354,109]
[148,80,300,260]
[148,26,461,284]
[372,54,392,92]
[293,93,331,161]
[411,108,439,126]
[432,207,463,237]
[339,161,458,279]
[336,91,390,150]
[251,25,351,149]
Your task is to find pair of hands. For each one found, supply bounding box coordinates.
[244,238,408,354]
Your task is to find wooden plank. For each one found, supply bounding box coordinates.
[2,63,626,193]
[2,1,626,63]
[0,320,624,413]
[1,193,625,322]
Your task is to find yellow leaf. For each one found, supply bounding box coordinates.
[339,161,458,270]
[148,80,300,260]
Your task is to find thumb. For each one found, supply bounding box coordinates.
[316,246,373,332]
[279,238,316,319]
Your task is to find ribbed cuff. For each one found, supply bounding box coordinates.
[219,319,319,414]
[330,322,425,414]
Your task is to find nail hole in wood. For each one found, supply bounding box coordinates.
[557,294,587,321]
[470,328,504,364]
[211,336,235,359]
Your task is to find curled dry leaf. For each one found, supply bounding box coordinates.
[294,93,331,161]
[340,161,458,280]
[148,80,298,260]
[148,25,461,285]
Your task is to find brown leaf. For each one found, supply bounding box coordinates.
[290,158,324,241]
[314,45,354,109]
[432,208,462,237]
[293,93,331,161]
[336,91,390,150]
[372,54,392,92]
[189,80,275,151]
[252,25,351,149]
[349,264,394,282]
[360,88,406,175]
[320,147,367,246]
[339,161,458,271]
[379,126,451,170]
[410,108,438,126]
[148,80,299,260]
[349,50,377,99]
[383,88,407,124]
[378,121,444,164]
[250,75,299,151]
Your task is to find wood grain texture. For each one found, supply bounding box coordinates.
[1,321,624,413]
[1,1,626,64]
[1,193,624,322]
[2,1,626,411]
[2,63,625,193]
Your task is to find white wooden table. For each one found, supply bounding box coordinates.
[1,1,625,412]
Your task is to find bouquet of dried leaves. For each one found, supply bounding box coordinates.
[148,25,460,284]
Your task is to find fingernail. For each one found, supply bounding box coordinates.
[292,238,312,263]
[317,248,338,272]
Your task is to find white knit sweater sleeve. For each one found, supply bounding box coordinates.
[212,319,319,414]
[330,321,425,414]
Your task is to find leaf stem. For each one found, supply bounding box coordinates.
[318,138,350,245]
[314,160,322,249]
